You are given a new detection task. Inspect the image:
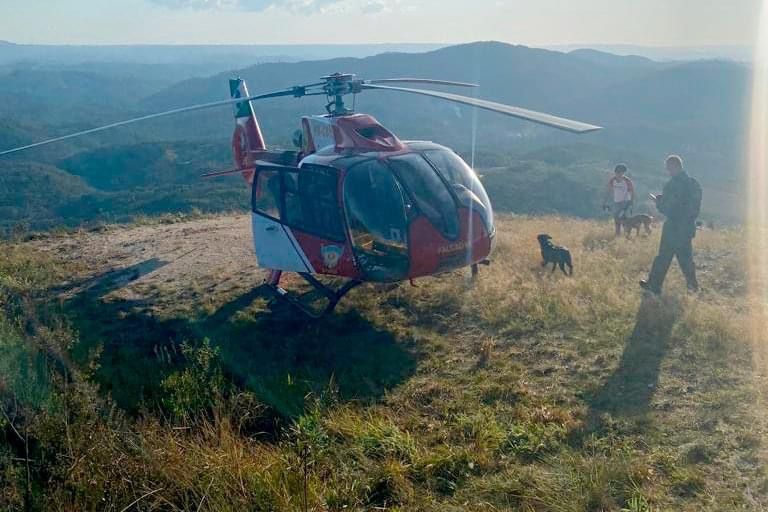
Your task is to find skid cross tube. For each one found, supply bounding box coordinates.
[266,273,363,319]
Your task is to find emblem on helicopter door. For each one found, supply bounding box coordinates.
[321,245,343,270]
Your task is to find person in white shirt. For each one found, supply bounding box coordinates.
[603,164,635,237]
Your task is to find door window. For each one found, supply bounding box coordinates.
[285,165,345,242]
[344,159,409,281]
[252,170,281,219]
[253,166,345,242]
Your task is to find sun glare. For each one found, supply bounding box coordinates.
[749,0,768,362]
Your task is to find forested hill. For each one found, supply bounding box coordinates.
[0,41,749,232]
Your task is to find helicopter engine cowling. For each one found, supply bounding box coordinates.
[301,114,405,155]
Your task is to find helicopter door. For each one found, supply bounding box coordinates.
[343,159,410,281]
[251,169,314,272]
[280,166,357,276]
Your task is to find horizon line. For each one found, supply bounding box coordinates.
[0,40,753,50]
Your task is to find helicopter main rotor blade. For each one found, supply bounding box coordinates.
[0,88,299,157]
[366,78,478,88]
[361,84,602,134]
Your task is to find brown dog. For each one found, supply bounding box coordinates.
[621,214,654,238]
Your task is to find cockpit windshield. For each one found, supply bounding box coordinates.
[423,148,494,234]
[387,153,460,240]
[343,149,492,279]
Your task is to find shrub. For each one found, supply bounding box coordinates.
[161,339,226,421]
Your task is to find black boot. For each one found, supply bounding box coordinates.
[639,279,661,295]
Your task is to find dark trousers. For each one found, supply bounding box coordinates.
[647,226,698,292]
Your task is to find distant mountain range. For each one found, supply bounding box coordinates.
[0,41,750,232]
[1,40,750,63]
[551,44,753,62]
[0,42,445,67]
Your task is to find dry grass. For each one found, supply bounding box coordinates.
[1,213,765,511]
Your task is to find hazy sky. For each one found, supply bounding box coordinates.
[0,0,762,46]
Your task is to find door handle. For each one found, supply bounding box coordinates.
[265,226,277,232]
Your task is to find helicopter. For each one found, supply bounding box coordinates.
[0,72,601,317]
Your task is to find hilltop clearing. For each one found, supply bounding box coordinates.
[1,213,765,511]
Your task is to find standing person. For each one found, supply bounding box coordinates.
[603,164,635,237]
[640,155,702,294]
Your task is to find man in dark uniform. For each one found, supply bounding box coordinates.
[640,155,702,294]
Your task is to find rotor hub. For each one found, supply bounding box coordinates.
[320,73,364,115]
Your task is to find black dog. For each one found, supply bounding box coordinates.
[537,234,573,276]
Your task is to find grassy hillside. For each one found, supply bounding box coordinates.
[0,214,763,510]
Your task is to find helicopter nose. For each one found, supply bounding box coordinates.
[407,207,493,278]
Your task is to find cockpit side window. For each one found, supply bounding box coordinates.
[387,153,460,240]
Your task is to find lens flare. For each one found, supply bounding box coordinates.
[748,0,768,364]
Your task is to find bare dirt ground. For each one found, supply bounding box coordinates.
[27,214,268,316]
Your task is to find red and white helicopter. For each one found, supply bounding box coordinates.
[0,73,601,317]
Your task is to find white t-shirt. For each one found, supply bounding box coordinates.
[609,175,633,203]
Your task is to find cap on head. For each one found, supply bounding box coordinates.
[614,163,628,174]
[665,154,683,171]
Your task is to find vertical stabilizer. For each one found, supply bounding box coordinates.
[230,78,266,183]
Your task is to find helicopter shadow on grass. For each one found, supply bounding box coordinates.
[60,257,184,411]
[60,260,418,419]
[578,295,681,435]
[199,289,419,417]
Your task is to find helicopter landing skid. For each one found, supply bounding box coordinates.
[470,259,492,282]
[266,273,362,319]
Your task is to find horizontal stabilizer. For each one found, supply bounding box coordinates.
[202,160,297,178]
